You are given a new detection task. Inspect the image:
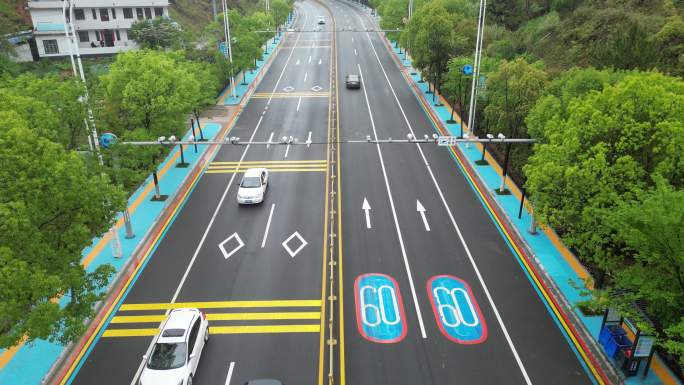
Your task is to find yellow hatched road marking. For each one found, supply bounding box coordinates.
[119,299,321,311]
[205,168,327,174]
[102,324,320,337]
[111,312,321,323]
[208,164,326,169]
[212,160,327,165]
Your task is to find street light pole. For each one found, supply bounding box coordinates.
[466,0,487,137]
[63,0,102,165]
[221,0,237,99]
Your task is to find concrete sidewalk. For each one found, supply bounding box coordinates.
[381,31,681,385]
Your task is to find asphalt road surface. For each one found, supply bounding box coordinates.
[66,1,597,384]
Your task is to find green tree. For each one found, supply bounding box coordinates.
[0,125,125,348]
[130,17,186,50]
[652,15,684,76]
[100,50,206,137]
[524,72,684,275]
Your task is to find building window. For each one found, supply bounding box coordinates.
[43,39,59,54]
[115,30,121,40]
[144,8,152,19]
[111,8,116,19]
[123,8,133,19]
[99,8,109,21]
[92,9,97,19]
[154,7,163,17]
[74,9,85,20]
[78,31,89,43]
[136,8,143,19]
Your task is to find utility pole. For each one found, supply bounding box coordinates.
[212,0,217,19]
[221,0,237,99]
[466,0,487,137]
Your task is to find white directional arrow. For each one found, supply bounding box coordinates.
[219,232,245,259]
[416,200,430,231]
[362,198,372,229]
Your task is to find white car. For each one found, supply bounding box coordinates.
[318,16,326,24]
[139,308,209,385]
[237,168,269,204]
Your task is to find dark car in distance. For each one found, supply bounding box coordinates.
[345,74,361,89]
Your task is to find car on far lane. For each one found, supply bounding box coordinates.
[318,16,325,24]
[139,308,209,385]
[237,168,269,204]
[345,74,361,89]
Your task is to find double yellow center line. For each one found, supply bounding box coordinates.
[103,299,322,337]
[205,160,328,174]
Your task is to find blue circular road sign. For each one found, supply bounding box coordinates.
[99,132,118,149]
[462,64,474,75]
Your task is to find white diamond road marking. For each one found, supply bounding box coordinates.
[283,86,295,92]
[282,231,308,258]
[219,232,245,260]
[311,85,323,92]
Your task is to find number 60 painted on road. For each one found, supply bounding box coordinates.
[427,275,487,344]
[354,273,407,343]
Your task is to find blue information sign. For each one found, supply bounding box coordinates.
[428,275,487,344]
[99,132,117,149]
[354,273,407,343]
[462,64,474,75]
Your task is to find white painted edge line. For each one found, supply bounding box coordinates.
[224,362,235,385]
[284,143,291,158]
[363,25,533,385]
[267,131,274,148]
[357,63,427,339]
[304,71,309,82]
[128,10,307,385]
[297,96,303,112]
[261,203,276,248]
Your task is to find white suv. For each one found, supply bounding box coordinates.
[140,308,209,385]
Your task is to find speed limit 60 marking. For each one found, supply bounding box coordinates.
[427,275,487,344]
[354,273,407,343]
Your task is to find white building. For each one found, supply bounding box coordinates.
[27,0,170,58]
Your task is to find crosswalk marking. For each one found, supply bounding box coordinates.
[119,299,322,311]
[102,325,321,337]
[111,312,321,323]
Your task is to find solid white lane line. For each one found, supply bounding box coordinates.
[308,55,312,63]
[358,63,427,339]
[224,362,235,385]
[267,131,274,148]
[318,58,322,65]
[354,48,357,56]
[129,11,307,385]
[304,71,308,82]
[296,96,302,112]
[261,204,276,248]
[285,143,291,158]
[363,27,533,385]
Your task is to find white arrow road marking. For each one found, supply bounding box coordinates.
[282,231,308,258]
[362,198,371,229]
[417,200,430,231]
[308,55,312,63]
[224,362,235,385]
[354,48,357,56]
[296,59,300,65]
[219,233,245,260]
[261,204,276,248]
[318,58,322,65]
[306,131,312,147]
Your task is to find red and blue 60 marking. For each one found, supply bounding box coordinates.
[428,275,487,344]
[354,273,407,343]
